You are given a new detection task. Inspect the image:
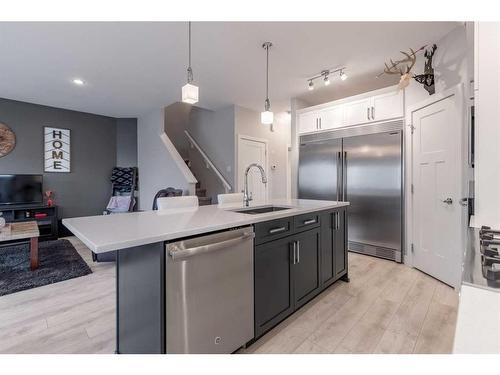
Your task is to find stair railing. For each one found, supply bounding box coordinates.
[184,130,231,193]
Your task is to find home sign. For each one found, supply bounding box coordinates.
[44,127,70,172]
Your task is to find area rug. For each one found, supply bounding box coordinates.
[0,239,92,296]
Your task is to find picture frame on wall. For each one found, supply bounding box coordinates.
[44,127,71,172]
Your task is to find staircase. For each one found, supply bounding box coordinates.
[195,182,212,206]
[185,159,213,206]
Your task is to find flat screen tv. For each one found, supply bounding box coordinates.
[0,174,43,206]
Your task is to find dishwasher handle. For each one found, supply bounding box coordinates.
[169,232,255,260]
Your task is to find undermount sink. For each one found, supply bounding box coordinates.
[232,206,292,215]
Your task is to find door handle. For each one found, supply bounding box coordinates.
[292,241,297,264]
[442,198,453,205]
[342,151,347,201]
[336,152,341,202]
[459,198,469,207]
[334,212,340,230]
[296,240,300,264]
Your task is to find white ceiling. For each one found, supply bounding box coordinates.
[0,22,458,118]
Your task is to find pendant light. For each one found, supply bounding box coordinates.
[261,42,274,125]
[182,21,199,104]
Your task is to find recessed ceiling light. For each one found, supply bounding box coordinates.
[72,78,85,85]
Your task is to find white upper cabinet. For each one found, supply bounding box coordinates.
[298,111,319,134]
[319,105,344,130]
[298,105,344,134]
[371,90,404,122]
[297,86,404,135]
[343,98,372,127]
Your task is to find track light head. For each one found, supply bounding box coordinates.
[323,74,330,86]
[308,80,314,91]
[340,70,348,81]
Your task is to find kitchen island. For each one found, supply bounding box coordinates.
[63,198,349,354]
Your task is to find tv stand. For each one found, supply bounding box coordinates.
[0,204,58,241]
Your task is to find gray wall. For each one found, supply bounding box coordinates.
[116,118,138,167]
[0,98,120,219]
[164,103,235,202]
[137,107,190,210]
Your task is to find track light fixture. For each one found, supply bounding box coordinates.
[323,72,330,86]
[306,67,347,91]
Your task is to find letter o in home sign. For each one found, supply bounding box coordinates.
[44,127,70,172]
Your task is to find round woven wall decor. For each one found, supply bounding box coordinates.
[0,122,16,157]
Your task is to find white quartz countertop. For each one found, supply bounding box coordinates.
[62,199,349,253]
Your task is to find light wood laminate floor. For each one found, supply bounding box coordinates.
[0,237,458,354]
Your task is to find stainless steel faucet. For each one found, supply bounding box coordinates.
[243,163,268,206]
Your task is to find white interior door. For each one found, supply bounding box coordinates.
[411,94,464,287]
[238,136,268,203]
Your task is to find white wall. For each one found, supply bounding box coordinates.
[405,24,470,108]
[474,22,500,228]
[234,105,291,200]
[137,108,190,210]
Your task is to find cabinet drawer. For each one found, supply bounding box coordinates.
[294,213,320,232]
[254,217,293,245]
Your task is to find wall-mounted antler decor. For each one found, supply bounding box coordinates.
[414,44,437,95]
[377,45,426,90]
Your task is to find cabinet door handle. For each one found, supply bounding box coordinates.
[292,241,297,264]
[269,226,287,234]
[371,106,375,120]
[303,219,316,225]
[319,118,322,129]
[367,107,370,120]
[296,240,300,264]
[316,118,319,130]
[336,212,340,230]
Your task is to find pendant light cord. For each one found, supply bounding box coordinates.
[263,42,272,111]
[266,45,269,101]
[187,21,193,83]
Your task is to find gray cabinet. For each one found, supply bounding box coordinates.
[254,236,294,337]
[254,208,347,338]
[293,228,321,309]
[320,208,348,288]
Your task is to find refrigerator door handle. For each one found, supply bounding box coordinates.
[343,151,347,201]
[336,151,342,202]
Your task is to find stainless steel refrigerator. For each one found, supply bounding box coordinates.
[298,120,404,262]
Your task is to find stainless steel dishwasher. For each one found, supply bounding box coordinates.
[165,226,255,354]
